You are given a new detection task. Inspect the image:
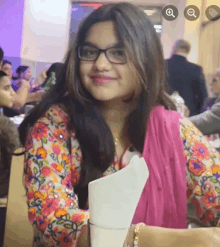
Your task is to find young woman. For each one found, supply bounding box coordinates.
[19,3,220,247]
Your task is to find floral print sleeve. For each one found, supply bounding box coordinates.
[180,118,220,226]
[24,104,89,247]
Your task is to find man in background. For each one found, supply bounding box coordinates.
[165,39,208,116]
[2,60,12,80]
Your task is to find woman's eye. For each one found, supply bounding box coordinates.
[111,50,124,57]
[83,49,97,56]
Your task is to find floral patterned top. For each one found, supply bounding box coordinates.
[24,104,220,247]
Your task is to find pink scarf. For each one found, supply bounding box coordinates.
[132,106,187,229]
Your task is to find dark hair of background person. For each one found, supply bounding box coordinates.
[46,62,63,78]
[35,62,64,91]
[0,71,8,81]
[2,60,12,66]
[173,39,191,54]
[19,3,176,209]
[0,47,3,62]
[12,65,29,80]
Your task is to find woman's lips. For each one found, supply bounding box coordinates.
[91,76,115,84]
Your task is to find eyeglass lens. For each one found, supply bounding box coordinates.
[78,46,126,64]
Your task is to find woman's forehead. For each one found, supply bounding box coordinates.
[3,63,11,69]
[85,21,119,48]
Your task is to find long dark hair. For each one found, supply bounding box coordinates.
[19,3,175,209]
[12,65,29,80]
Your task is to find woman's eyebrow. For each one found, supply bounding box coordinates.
[83,41,123,49]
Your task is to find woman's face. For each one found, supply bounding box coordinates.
[21,68,32,81]
[211,71,220,95]
[0,76,15,108]
[2,63,12,80]
[79,21,138,103]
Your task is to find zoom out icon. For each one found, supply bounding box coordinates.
[184,5,200,21]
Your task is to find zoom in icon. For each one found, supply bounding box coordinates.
[162,5,178,21]
[184,5,200,21]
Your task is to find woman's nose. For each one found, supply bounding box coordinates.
[11,88,15,96]
[94,52,112,71]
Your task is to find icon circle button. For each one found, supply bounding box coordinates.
[162,5,178,21]
[184,5,200,21]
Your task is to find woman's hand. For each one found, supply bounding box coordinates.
[21,79,31,90]
[123,225,135,247]
[34,90,45,102]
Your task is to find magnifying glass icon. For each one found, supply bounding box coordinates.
[187,8,196,18]
[166,8,175,18]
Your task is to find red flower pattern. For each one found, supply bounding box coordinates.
[54,128,68,143]
[32,122,49,141]
[188,158,206,176]
[26,131,33,150]
[36,215,49,232]
[41,198,60,217]
[62,174,72,190]
[192,142,210,160]
[58,230,74,247]
[41,167,52,177]
[202,191,217,208]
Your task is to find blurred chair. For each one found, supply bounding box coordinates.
[3,149,33,247]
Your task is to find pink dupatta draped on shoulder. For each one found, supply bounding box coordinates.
[132,106,187,229]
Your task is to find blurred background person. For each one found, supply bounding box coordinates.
[0,71,15,113]
[3,65,44,117]
[2,60,13,81]
[165,39,208,116]
[0,71,20,246]
[31,62,63,92]
[171,91,190,117]
[189,68,220,151]
[12,65,32,90]
[201,68,220,112]
[0,47,4,70]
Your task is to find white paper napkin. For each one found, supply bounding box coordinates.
[10,114,25,126]
[89,155,149,247]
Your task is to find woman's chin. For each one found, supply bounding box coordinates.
[6,103,14,108]
[91,93,115,102]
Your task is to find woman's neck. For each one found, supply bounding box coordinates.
[99,99,136,140]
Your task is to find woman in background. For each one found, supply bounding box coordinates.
[19,3,220,247]
[4,66,44,117]
[31,62,63,93]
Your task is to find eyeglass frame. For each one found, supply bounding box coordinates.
[77,45,127,64]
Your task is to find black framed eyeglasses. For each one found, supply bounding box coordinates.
[78,45,127,64]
